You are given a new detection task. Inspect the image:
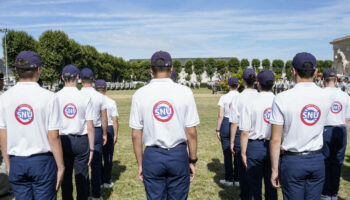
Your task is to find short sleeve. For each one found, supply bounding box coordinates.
[0,97,6,129]
[129,95,143,129]
[229,96,239,123]
[218,96,224,107]
[101,95,108,110]
[269,96,284,125]
[85,97,94,121]
[345,96,350,118]
[184,91,200,127]
[239,104,252,131]
[48,95,61,130]
[111,101,119,117]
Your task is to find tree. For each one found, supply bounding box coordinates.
[205,58,216,80]
[317,60,332,73]
[227,57,240,73]
[272,59,284,75]
[184,59,193,75]
[285,60,293,79]
[172,59,182,77]
[193,58,204,76]
[216,59,227,75]
[251,59,260,70]
[240,58,249,70]
[262,59,271,70]
[139,60,151,82]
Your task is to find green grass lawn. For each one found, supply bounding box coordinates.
[2,88,350,200]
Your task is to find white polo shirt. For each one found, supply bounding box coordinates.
[270,82,335,152]
[229,89,258,123]
[240,92,275,140]
[105,96,119,126]
[323,87,350,126]
[56,87,94,135]
[81,87,108,127]
[129,78,200,149]
[218,90,239,118]
[0,82,61,156]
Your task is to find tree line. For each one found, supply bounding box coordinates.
[2,30,333,83]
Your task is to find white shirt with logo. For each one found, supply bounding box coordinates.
[270,82,335,152]
[0,82,61,156]
[229,89,259,123]
[218,90,239,118]
[105,96,119,126]
[324,87,350,126]
[56,87,94,135]
[129,78,200,149]
[240,92,275,140]
[81,87,108,127]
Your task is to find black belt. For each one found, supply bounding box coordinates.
[148,142,187,150]
[281,149,322,156]
[248,139,269,142]
[10,152,53,158]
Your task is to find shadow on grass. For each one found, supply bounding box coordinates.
[207,158,240,200]
[102,160,126,199]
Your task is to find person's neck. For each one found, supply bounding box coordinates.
[326,82,336,88]
[154,72,170,79]
[295,76,313,84]
[65,82,77,87]
[82,83,93,88]
[19,78,37,82]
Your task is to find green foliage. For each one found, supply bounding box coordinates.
[240,58,249,70]
[197,75,202,83]
[185,74,191,81]
[172,59,182,77]
[193,58,204,76]
[216,59,227,75]
[317,60,332,73]
[262,59,271,70]
[227,57,240,73]
[272,59,284,75]
[251,58,260,70]
[285,60,293,79]
[220,81,229,92]
[136,83,144,89]
[205,58,216,80]
[185,59,193,75]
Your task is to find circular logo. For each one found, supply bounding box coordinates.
[263,107,272,123]
[331,101,342,114]
[63,103,77,119]
[300,104,321,126]
[15,104,34,125]
[153,101,174,122]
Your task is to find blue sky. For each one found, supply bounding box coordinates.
[0,0,350,61]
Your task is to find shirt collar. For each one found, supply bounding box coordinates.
[294,82,317,88]
[63,86,79,91]
[16,82,39,87]
[81,87,94,91]
[150,78,173,84]
[242,88,258,93]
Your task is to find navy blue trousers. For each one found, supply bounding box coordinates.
[9,153,57,200]
[220,118,233,181]
[61,135,90,200]
[142,144,190,200]
[246,140,277,200]
[280,153,325,200]
[102,126,115,184]
[234,129,249,200]
[89,127,103,198]
[322,126,347,196]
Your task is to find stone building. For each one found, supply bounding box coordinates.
[330,36,350,75]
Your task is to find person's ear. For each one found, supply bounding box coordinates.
[61,75,65,81]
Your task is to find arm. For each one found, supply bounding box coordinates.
[47,130,65,191]
[186,126,198,182]
[216,107,224,141]
[240,131,249,169]
[132,129,143,181]
[346,118,350,133]
[230,123,238,154]
[270,124,283,188]
[87,120,95,166]
[0,129,9,173]
[113,116,119,145]
[101,109,108,146]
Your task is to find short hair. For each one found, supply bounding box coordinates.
[16,67,37,79]
[230,83,239,89]
[63,73,77,83]
[95,85,106,92]
[151,58,171,74]
[82,79,93,84]
[325,77,336,83]
[295,62,316,79]
[260,80,274,91]
[243,74,256,87]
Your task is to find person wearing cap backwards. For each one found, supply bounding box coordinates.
[215,77,240,187]
[94,79,119,189]
[56,64,95,200]
[0,51,64,199]
[270,52,335,200]
[130,51,200,200]
[321,69,350,200]
[80,68,108,200]
[239,70,277,200]
[229,68,258,200]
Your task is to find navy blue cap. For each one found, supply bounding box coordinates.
[257,70,275,85]
[228,77,239,86]
[323,69,336,79]
[242,68,256,80]
[170,69,177,81]
[95,79,107,89]
[15,51,42,69]
[62,64,79,77]
[151,51,172,67]
[292,52,317,70]
[80,68,94,80]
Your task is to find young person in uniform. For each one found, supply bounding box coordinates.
[240,70,277,200]
[95,80,119,189]
[216,77,240,187]
[229,68,258,200]
[0,51,65,199]
[80,68,108,200]
[270,52,335,200]
[57,64,95,200]
[130,51,200,200]
[321,69,350,200]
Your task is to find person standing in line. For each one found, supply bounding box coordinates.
[80,68,108,200]
[130,51,199,200]
[57,64,95,200]
[0,51,65,199]
[321,69,350,200]
[95,79,119,189]
[270,52,335,200]
[240,70,277,200]
[229,68,258,200]
[216,77,240,187]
